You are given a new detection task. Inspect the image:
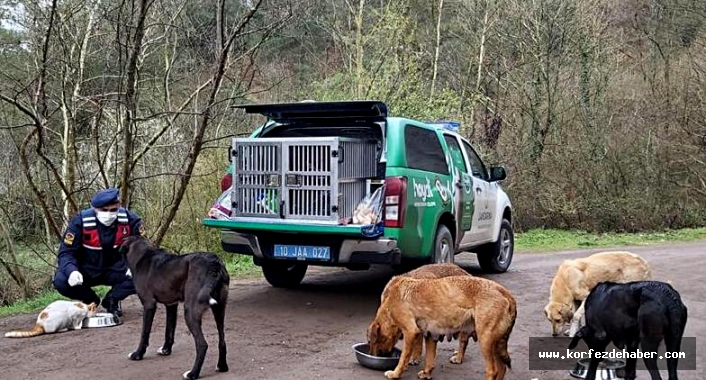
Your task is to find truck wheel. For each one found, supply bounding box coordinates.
[261,261,308,288]
[477,219,513,273]
[431,225,455,264]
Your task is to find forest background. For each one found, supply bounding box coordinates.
[1,0,705,305]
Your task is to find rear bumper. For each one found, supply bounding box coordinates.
[220,230,401,265]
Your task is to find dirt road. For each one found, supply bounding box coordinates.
[1,242,704,379]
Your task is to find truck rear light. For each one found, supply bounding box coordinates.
[384,176,407,228]
[220,173,232,192]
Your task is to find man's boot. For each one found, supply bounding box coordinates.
[101,296,123,317]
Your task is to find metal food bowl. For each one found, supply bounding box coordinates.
[82,312,121,328]
[569,357,625,380]
[352,343,401,371]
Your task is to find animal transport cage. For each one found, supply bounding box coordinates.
[230,136,379,224]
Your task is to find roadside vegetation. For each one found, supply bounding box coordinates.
[515,228,706,252]
[2,227,704,317]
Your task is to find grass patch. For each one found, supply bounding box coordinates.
[0,286,109,318]
[516,227,706,252]
[223,255,260,278]
[0,256,260,318]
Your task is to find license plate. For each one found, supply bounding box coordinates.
[273,244,330,261]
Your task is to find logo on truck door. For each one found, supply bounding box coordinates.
[435,178,450,205]
[412,177,436,207]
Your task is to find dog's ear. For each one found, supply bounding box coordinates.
[119,235,141,255]
[368,321,380,343]
[568,327,585,349]
[118,240,131,255]
[560,304,574,321]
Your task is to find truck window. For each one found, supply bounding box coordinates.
[443,135,468,173]
[405,126,449,174]
[461,140,488,180]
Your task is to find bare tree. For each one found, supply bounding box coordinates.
[152,0,290,245]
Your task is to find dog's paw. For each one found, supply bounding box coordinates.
[449,352,463,364]
[182,370,198,379]
[216,363,229,372]
[128,351,144,361]
[157,346,171,356]
[384,370,401,379]
[408,358,421,366]
[417,369,433,379]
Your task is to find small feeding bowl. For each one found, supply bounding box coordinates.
[569,357,625,380]
[352,343,401,371]
[83,312,121,328]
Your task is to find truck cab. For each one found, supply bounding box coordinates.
[203,101,514,287]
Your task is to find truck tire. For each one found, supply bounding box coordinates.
[431,225,455,264]
[477,219,513,273]
[261,261,308,288]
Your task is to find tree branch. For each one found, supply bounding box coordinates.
[18,129,61,239]
[152,0,265,245]
[128,78,213,173]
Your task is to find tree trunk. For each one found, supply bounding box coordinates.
[355,0,366,98]
[119,0,154,206]
[430,0,444,99]
[467,5,489,138]
[0,216,30,298]
[61,0,101,222]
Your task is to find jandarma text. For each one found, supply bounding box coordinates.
[538,349,687,360]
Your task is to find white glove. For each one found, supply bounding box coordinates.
[68,271,83,287]
[126,268,132,278]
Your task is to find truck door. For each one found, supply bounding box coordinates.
[461,140,495,243]
[443,135,474,248]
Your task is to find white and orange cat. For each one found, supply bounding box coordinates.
[4,300,98,338]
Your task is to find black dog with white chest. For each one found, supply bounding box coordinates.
[569,280,687,380]
[120,236,230,379]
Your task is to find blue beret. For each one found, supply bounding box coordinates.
[91,188,120,208]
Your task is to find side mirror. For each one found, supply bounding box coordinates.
[489,166,507,182]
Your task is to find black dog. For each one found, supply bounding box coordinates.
[120,236,230,379]
[569,281,687,380]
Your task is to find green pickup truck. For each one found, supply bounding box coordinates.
[202,101,514,287]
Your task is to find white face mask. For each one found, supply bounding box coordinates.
[96,211,118,226]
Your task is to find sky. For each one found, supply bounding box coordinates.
[0,2,25,32]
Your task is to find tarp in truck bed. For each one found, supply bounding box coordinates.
[234,101,388,123]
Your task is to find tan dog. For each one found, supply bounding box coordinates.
[368,274,517,380]
[382,263,476,366]
[544,251,651,337]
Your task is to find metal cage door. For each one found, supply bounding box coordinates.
[231,138,283,218]
[282,139,340,222]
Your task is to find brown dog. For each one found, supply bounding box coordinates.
[368,273,517,380]
[373,263,475,366]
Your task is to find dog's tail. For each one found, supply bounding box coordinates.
[198,256,230,307]
[5,324,44,338]
[496,334,512,370]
